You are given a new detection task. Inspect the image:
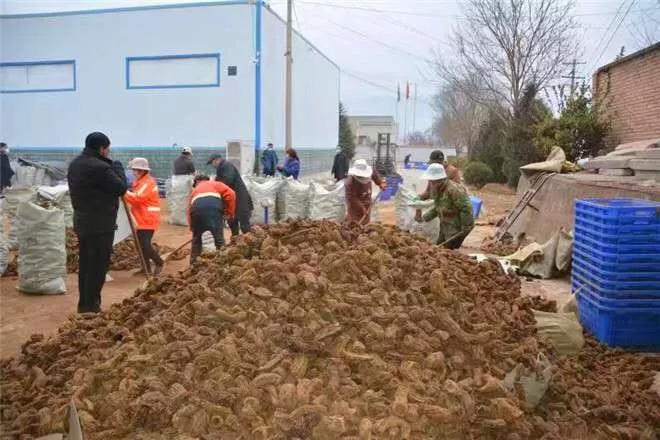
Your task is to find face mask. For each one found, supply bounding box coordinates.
[356,176,371,184]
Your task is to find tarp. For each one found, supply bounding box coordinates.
[504,229,573,279]
[520,146,565,174]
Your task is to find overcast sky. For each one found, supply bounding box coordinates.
[3,0,659,134]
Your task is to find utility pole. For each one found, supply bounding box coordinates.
[561,59,586,96]
[285,0,293,150]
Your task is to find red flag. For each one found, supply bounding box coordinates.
[405,81,410,100]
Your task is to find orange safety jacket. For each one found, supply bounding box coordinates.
[187,180,236,227]
[124,174,161,230]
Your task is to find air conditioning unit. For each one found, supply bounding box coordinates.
[226,140,255,175]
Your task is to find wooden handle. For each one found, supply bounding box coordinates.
[121,198,151,280]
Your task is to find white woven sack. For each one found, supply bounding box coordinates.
[16,201,66,295]
[37,184,73,227]
[394,186,439,243]
[167,175,194,226]
[246,176,284,225]
[0,209,8,276]
[309,181,346,222]
[277,178,310,221]
[4,187,37,250]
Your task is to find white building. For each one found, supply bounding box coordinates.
[347,115,399,147]
[0,1,339,156]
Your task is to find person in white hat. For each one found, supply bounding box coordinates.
[124,157,164,275]
[344,158,387,225]
[173,146,196,176]
[415,163,474,249]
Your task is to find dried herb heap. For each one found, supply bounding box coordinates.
[1,220,658,439]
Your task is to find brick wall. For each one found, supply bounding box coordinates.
[9,147,336,180]
[594,43,660,148]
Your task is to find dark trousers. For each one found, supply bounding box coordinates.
[228,211,251,236]
[190,207,225,262]
[77,232,114,313]
[136,229,163,272]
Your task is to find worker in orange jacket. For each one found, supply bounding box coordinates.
[124,157,164,275]
[188,174,236,263]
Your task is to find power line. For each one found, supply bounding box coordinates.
[320,15,434,64]
[589,0,638,72]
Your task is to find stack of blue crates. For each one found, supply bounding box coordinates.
[572,198,660,351]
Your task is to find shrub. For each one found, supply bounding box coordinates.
[464,161,495,188]
[446,155,469,170]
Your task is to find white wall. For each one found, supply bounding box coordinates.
[261,6,339,150]
[1,3,256,148]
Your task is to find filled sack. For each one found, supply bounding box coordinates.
[16,201,67,295]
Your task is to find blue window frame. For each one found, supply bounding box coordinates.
[125,53,221,90]
[0,60,76,93]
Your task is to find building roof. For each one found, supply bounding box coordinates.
[594,42,660,76]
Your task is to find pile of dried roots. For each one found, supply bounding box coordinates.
[1,220,658,439]
[2,234,188,278]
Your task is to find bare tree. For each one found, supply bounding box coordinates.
[435,0,578,113]
[628,12,660,50]
[432,79,485,155]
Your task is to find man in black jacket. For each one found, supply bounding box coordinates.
[331,147,349,182]
[207,154,253,235]
[0,142,14,191]
[67,132,128,313]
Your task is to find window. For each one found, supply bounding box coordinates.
[1,60,76,93]
[126,53,220,89]
[358,136,368,145]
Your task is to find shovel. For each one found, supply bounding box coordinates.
[121,198,151,284]
[161,238,193,262]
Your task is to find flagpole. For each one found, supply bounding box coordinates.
[403,82,409,145]
[412,83,417,134]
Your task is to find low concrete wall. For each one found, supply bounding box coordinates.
[510,172,660,242]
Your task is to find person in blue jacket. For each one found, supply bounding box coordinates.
[261,143,278,176]
[278,148,301,180]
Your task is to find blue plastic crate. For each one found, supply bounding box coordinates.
[574,216,660,236]
[573,252,660,281]
[575,206,658,226]
[572,261,660,291]
[572,275,660,300]
[573,241,660,265]
[575,283,660,350]
[574,225,654,246]
[575,198,660,219]
[574,233,660,254]
[573,242,660,272]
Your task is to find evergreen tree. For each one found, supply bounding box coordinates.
[338,102,356,159]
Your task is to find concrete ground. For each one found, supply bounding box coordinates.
[0,171,571,359]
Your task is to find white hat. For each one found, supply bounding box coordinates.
[420,163,447,181]
[182,146,193,154]
[129,157,151,171]
[348,159,373,178]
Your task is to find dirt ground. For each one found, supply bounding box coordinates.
[0,182,571,359]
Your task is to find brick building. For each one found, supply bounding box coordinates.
[593,42,660,147]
